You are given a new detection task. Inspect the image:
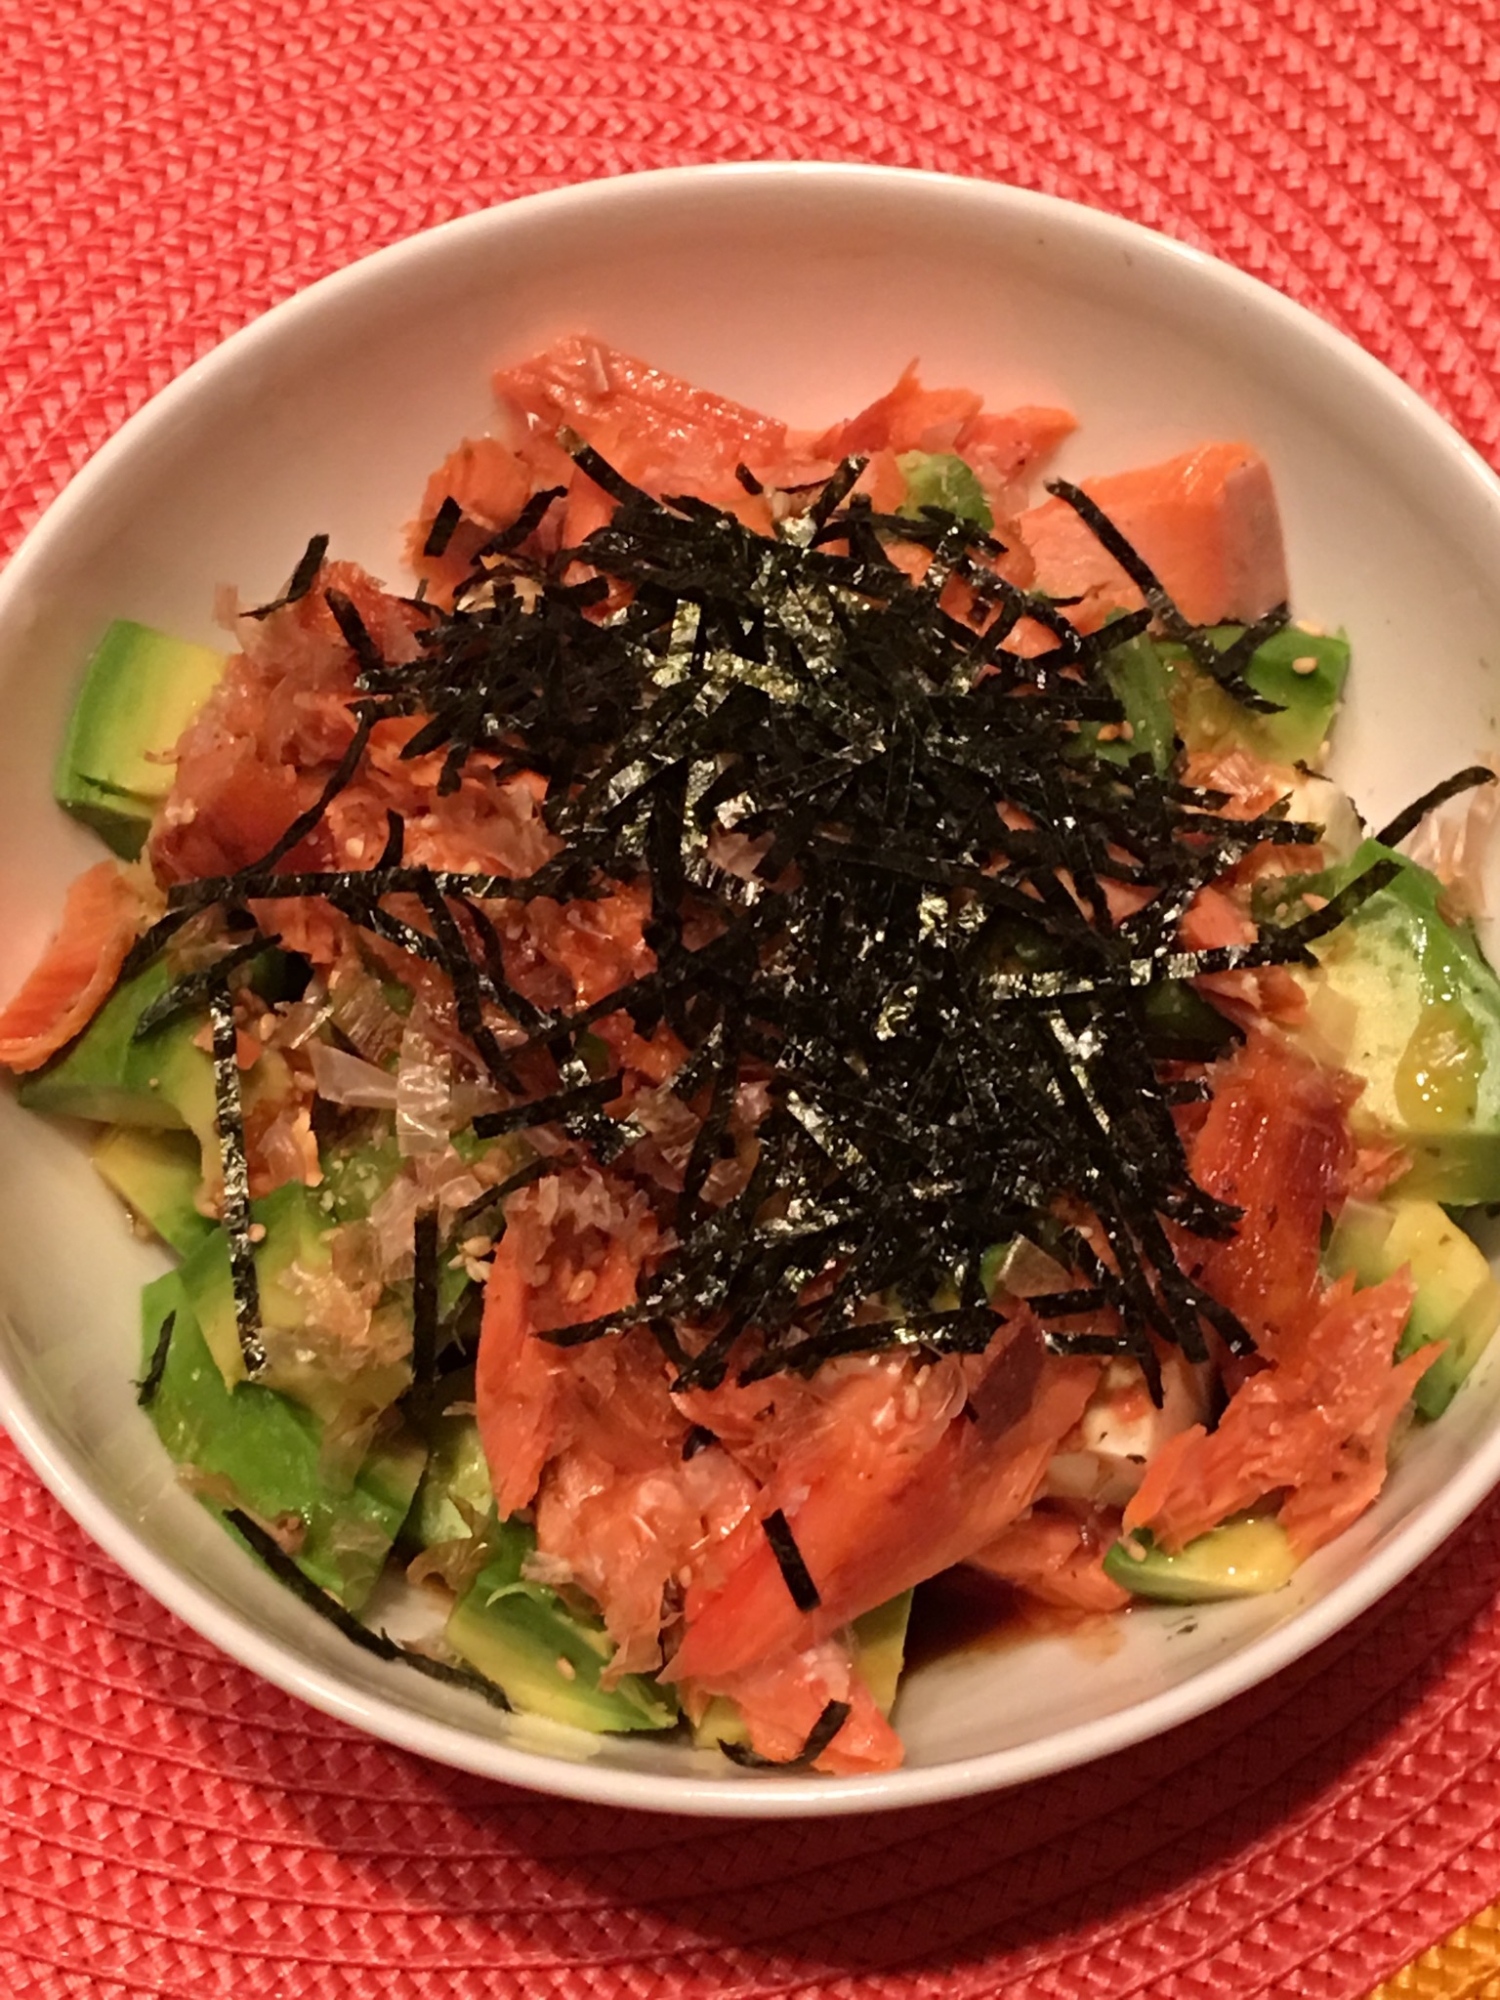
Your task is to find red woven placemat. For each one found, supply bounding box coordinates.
[6,3,1500,1994]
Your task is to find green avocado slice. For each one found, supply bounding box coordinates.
[1292,841,1500,1204]
[1162,623,1349,767]
[140,1273,425,1614]
[1326,1196,1500,1419]
[1103,1516,1297,1603]
[445,1511,679,1734]
[17,959,217,1153]
[54,620,226,857]
[92,1124,214,1256]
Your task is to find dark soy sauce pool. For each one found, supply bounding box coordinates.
[905,1568,1124,1671]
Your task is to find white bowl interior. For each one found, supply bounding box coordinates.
[2,163,1499,1815]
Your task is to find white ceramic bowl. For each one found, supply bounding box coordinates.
[2,163,1499,1818]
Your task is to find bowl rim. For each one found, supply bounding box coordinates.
[4,157,1500,1818]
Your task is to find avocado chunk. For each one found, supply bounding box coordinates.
[851,1588,913,1716]
[17,959,216,1156]
[177,1179,413,1437]
[897,451,992,529]
[691,1590,913,1751]
[1103,1515,1297,1602]
[1326,1197,1500,1418]
[1076,633,1177,776]
[320,1128,405,1224]
[445,1513,678,1733]
[1164,624,1349,767]
[141,1272,425,1613]
[1291,841,1500,1204]
[92,1124,214,1256]
[54,620,226,857]
[404,1392,494,1551]
[178,1179,334,1390]
[1142,977,1239,1058]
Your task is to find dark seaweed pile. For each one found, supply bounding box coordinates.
[164,446,1406,1390]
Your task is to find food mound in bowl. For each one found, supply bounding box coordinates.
[4,336,1499,1775]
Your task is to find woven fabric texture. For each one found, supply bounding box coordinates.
[6,1,1500,1994]
[1373,1901,1500,1997]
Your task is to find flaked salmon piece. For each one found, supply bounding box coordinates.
[1123,1272,1432,1558]
[536,1439,758,1678]
[968,1503,1131,1614]
[153,560,426,883]
[1179,1035,1358,1350]
[1017,441,1288,629]
[953,405,1078,489]
[812,364,983,458]
[474,1221,562,1522]
[0,861,144,1072]
[475,1176,657,1520]
[495,335,787,519]
[409,434,533,592]
[418,435,531,537]
[812,367,1075,512]
[849,448,908,514]
[689,1634,905,1773]
[496,335,787,456]
[667,1325,1099,1685]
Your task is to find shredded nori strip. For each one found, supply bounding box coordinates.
[395,1646,513,1711]
[224,1509,513,1707]
[165,858,581,914]
[411,1207,440,1384]
[135,1310,175,1408]
[450,1157,554,1236]
[131,936,272,1041]
[720,1698,851,1768]
[117,905,197,985]
[1045,479,1284,711]
[1283,858,1404,940]
[324,588,386,683]
[376,811,406,870]
[763,1508,821,1612]
[225,1508,400,1654]
[249,706,377,875]
[472,1075,621,1139]
[478,484,567,556]
[681,1424,718,1460]
[422,496,464,560]
[207,980,265,1376]
[244,533,330,620]
[1375,764,1498,849]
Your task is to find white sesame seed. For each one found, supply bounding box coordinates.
[555,1655,577,1682]
[1291,654,1319,676]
